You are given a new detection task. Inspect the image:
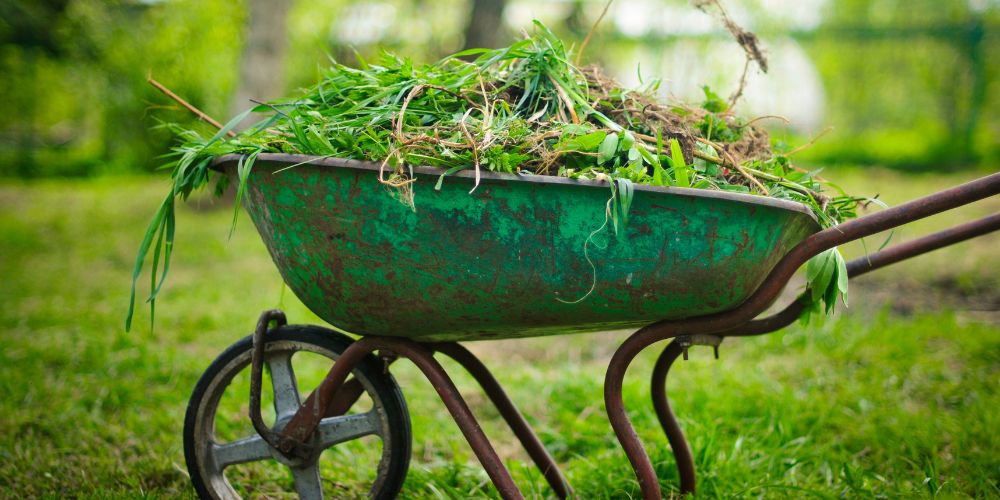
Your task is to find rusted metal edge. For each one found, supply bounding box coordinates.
[209,153,822,224]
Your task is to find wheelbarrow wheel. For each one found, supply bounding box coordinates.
[183,325,411,499]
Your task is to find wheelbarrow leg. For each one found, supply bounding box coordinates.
[279,336,526,500]
[606,333,712,499]
[434,342,573,499]
[650,341,696,495]
[605,331,668,500]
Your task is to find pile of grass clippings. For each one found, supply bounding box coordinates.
[127,21,867,330]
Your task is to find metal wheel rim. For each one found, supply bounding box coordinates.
[190,339,395,499]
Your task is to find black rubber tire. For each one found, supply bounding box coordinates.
[183,325,411,499]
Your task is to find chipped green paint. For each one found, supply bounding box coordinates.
[223,154,821,341]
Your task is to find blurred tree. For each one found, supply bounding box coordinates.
[0,0,71,177]
[230,0,293,120]
[0,0,71,55]
[463,0,507,49]
[0,0,243,176]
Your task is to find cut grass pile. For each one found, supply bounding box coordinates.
[132,22,867,330]
[1,171,997,497]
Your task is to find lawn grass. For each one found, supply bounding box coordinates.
[0,168,997,498]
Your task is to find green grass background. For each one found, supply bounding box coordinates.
[1,169,998,498]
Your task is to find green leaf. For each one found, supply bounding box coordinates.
[652,164,665,186]
[824,272,840,313]
[147,202,175,304]
[560,123,591,135]
[352,47,370,69]
[598,133,619,165]
[652,130,668,186]
[669,139,689,188]
[445,47,493,59]
[201,107,254,152]
[806,249,836,303]
[877,230,895,251]
[805,253,822,282]
[701,86,729,113]
[611,178,634,238]
[230,150,259,238]
[125,194,171,331]
[434,165,467,190]
[804,248,849,314]
[835,248,849,306]
[797,295,822,327]
[627,147,640,162]
[635,142,658,166]
[620,131,636,151]
[558,130,606,151]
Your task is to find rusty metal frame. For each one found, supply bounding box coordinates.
[243,172,997,499]
[265,332,580,500]
[607,173,999,498]
[642,211,1000,495]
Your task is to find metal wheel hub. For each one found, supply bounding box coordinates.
[268,417,320,468]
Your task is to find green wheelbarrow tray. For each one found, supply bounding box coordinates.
[213,153,821,341]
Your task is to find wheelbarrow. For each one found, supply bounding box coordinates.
[183,153,999,499]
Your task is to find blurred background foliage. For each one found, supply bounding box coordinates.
[0,0,997,178]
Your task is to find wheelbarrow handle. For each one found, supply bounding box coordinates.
[753,171,1000,318]
[844,211,1000,277]
[727,211,1000,338]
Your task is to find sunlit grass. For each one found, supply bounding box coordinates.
[0,170,997,497]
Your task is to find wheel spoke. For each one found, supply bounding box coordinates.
[267,351,300,419]
[292,464,324,499]
[317,411,380,448]
[211,435,272,469]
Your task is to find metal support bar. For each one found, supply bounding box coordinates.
[676,334,722,361]
[279,336,525,500]
[433,342,573,499]
[323,378,366,417]
[248,309,307,456]
[324,356,400,418]
[650,341,698,495]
